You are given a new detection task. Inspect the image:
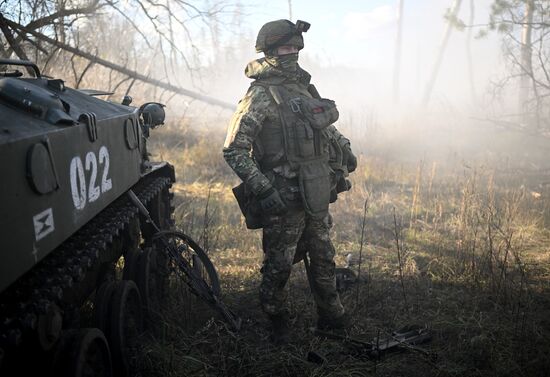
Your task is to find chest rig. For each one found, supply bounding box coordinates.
[253,82,339,218]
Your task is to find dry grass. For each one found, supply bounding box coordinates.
[137,119,550,377]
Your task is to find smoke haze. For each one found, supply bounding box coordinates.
[164,0,548,170]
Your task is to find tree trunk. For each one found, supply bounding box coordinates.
[422,0,463,107]
[56,0,66,44]
[393,0,405,104]
[519,0,534,126]
[288,0,293,21]
[466,0,476,106]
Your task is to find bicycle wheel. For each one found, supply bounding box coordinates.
[152,230,221,296]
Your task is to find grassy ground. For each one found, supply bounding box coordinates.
[136,120,550,377]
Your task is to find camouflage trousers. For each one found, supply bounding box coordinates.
[259,209,344,319]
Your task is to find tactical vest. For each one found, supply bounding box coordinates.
[252,82,339,219]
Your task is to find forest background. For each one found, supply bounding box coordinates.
[1,0,550,376]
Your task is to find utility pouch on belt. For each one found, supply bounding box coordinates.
[232,183,263,229]
[298,159,331,219]
[300,98,339,130]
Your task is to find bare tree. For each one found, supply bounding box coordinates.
[288,0,293,21]
[486,0,550,132]
[466,0,477,105]
[0,0,233,106]
[392,0,404,104]
[422,0,463,107]
[519,0,534,115]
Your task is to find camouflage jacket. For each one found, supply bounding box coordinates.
[223,58,351,196]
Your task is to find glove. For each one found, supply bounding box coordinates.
[343,146,357,173]
[258,187,287,215]
[336,176,352,193]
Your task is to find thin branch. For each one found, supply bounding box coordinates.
[25,2,101,31]
[112,75,132,93]
[355,196,369,310]
[4,17,234,109]
[0,14,29,62]
[76,59,95,88]
[103,0,153,48]
[508,47,550,90]
[11,26,48,54]
[124,77,136,97]
[392,208,409,315]
[7,2,103,55]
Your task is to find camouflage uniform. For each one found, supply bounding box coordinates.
[223,57,352,320]
[260,209,342,319]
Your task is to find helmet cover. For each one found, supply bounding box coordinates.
[255,19,310,53]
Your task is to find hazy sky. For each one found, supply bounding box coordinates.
[210,0,504,111]
[242,1,497,65]
[246,0,407,67]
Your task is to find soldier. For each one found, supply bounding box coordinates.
[223,19,357,344]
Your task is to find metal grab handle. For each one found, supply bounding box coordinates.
[127,190,154,228]
[0,59,41,77]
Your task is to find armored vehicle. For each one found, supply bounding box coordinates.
[0,59,176,376]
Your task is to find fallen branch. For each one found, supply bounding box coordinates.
[4,16,234,110]
[0,14,31,71]
[470,116,550,140]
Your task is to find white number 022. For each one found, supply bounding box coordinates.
[70,146,113,210]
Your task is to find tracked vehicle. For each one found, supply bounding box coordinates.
[0,59,177,376]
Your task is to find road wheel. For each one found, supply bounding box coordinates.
[93,281,116,335]
[136,247,166,321]
[108,280,143,377]
[50,328,112,377]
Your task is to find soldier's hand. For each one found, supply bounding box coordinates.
[258,187,288,215]
[344,147,357,173]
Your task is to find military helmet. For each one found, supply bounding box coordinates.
[255,19,310,53]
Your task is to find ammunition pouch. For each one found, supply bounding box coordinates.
[298,159,331,219]
[300,98,339,130]
[232,183,263,229]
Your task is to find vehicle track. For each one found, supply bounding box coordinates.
[0,169,174,375]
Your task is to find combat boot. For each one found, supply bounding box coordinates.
[317,312,351,331]
[268,313,290,345]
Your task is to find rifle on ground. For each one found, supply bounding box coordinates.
[312,326,435,361]
[127,190,242,331]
